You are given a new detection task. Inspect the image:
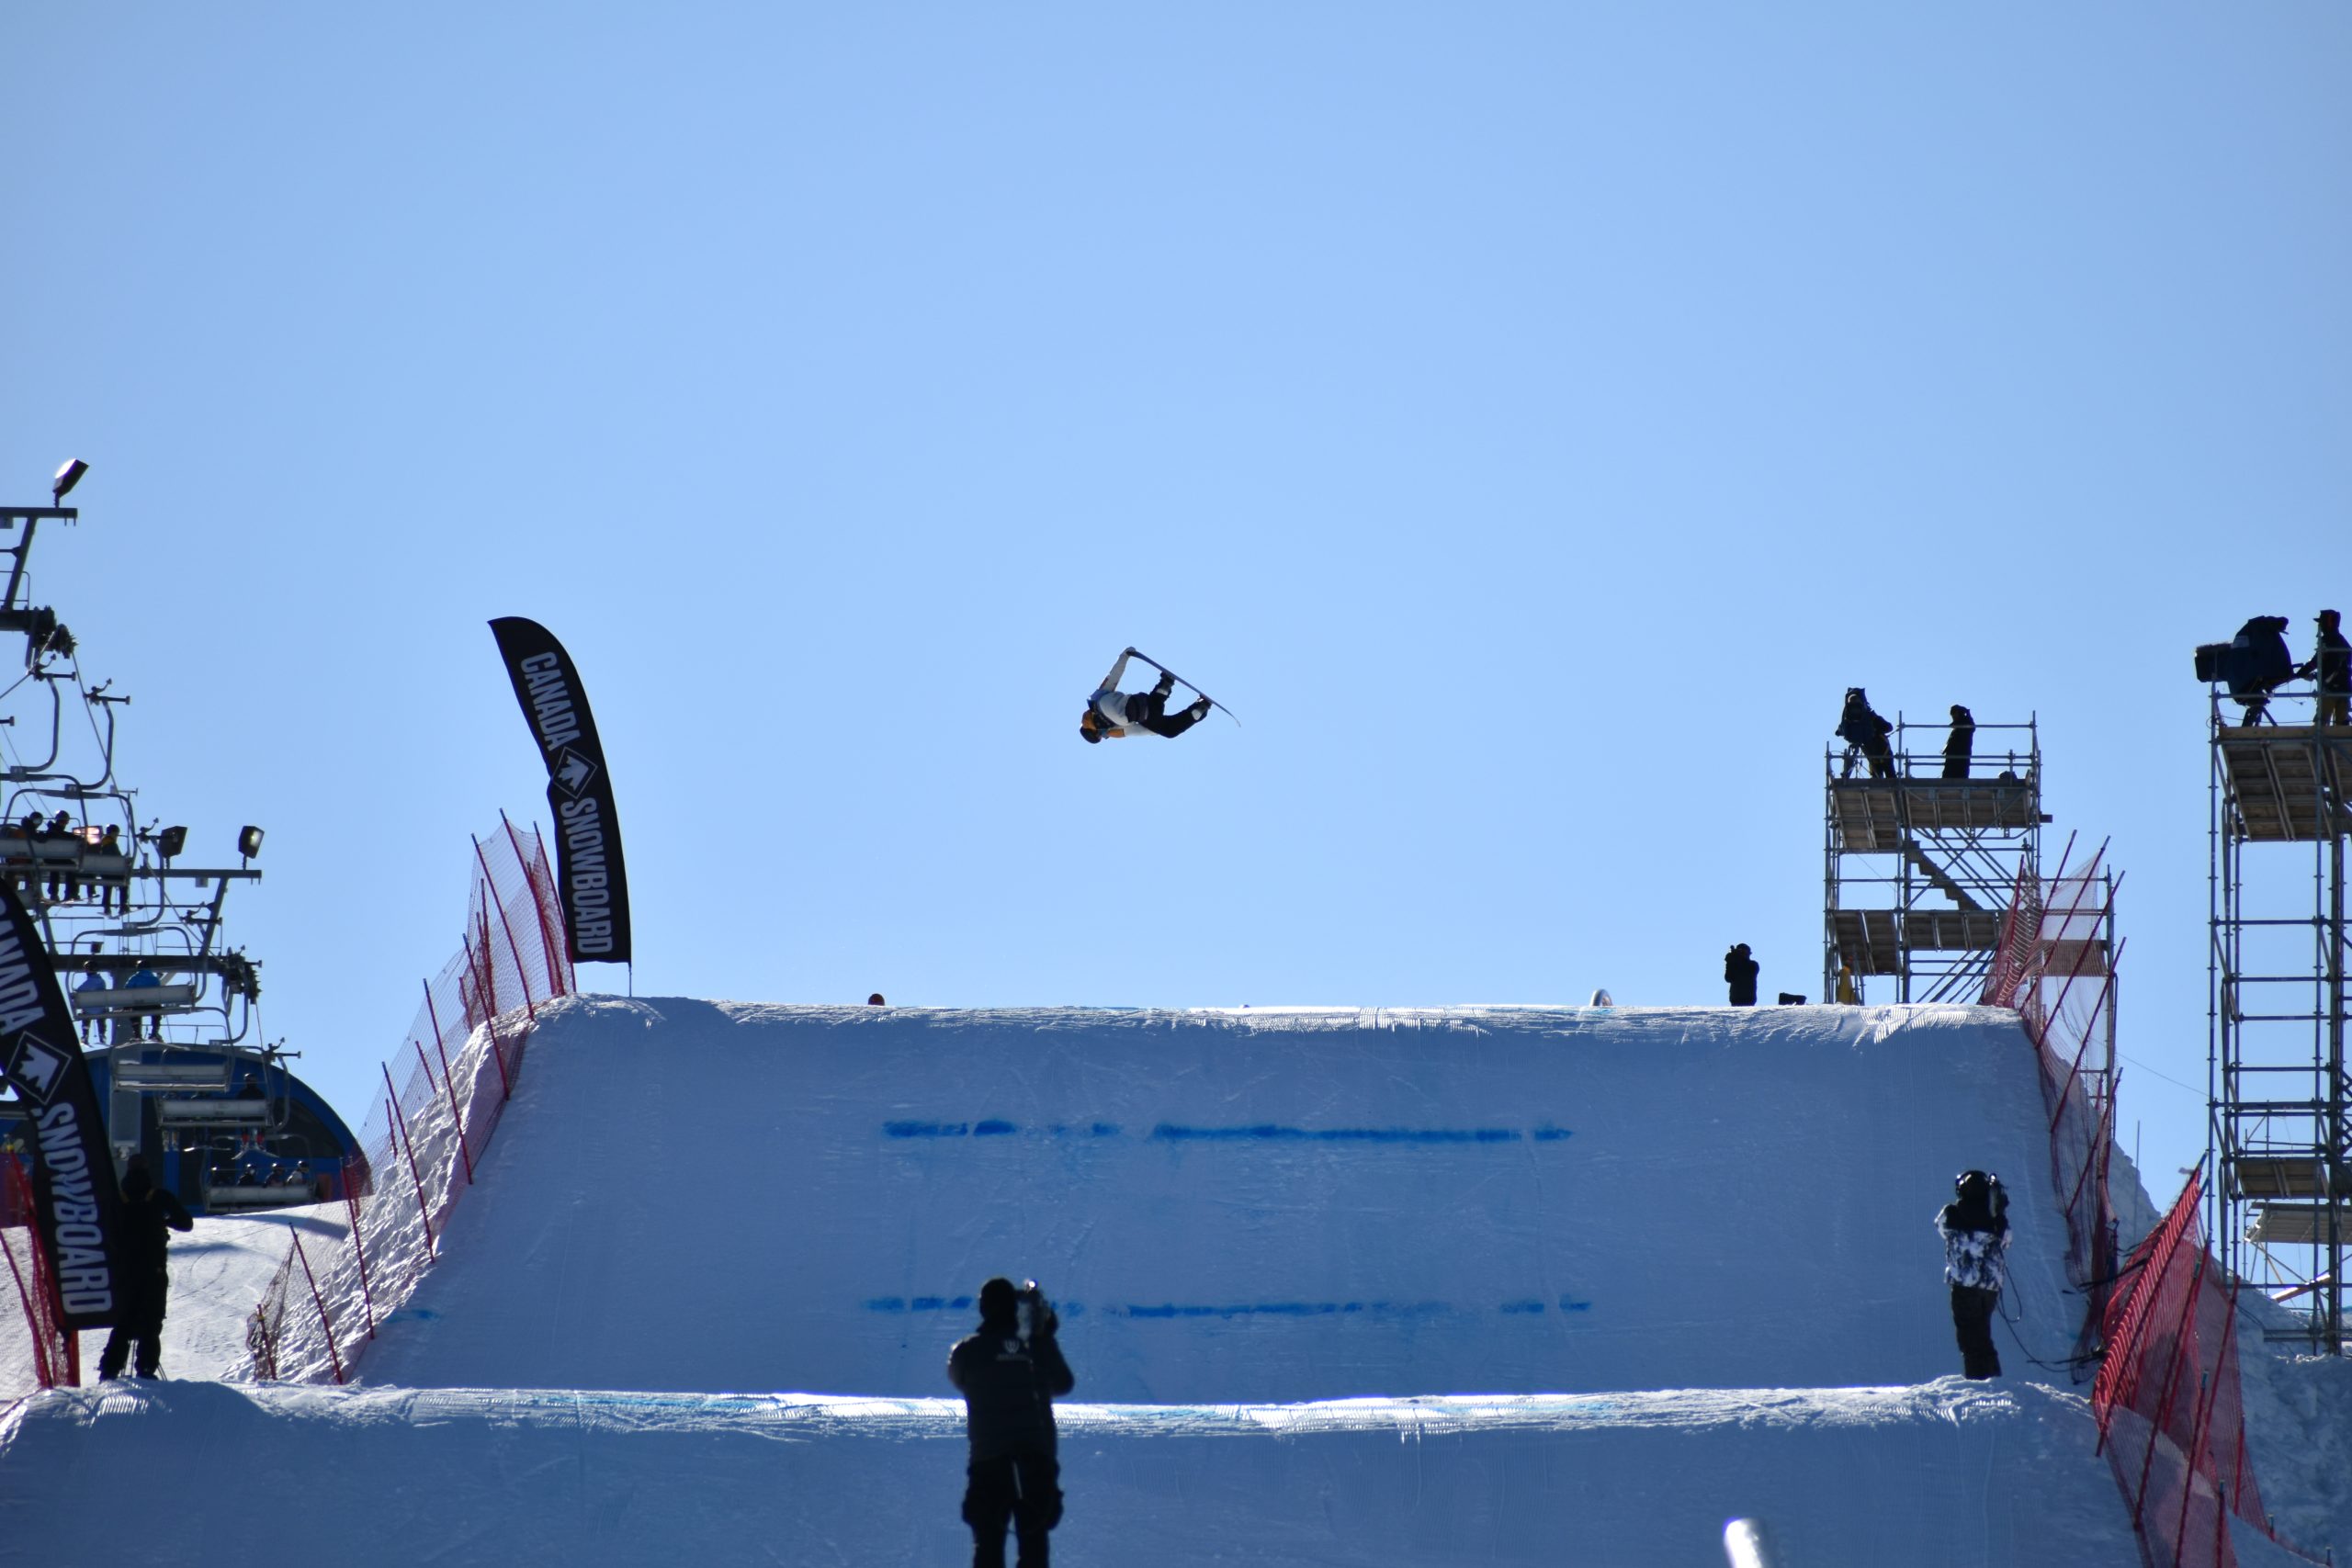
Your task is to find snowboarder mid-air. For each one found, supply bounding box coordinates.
[1080,649,1212,743]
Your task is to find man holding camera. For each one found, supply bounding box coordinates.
[1936,1170,2010,1381]
[948,1277,1077,1568]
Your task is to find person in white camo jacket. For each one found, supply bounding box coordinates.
[1936,1169,2010,1380]
[1078,649,1212,743]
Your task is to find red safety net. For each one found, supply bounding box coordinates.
[1980,840,2122,1350]
[246,814,573,1384]
[2091,1173,2316,1568]
[0,1153,71,1393]
[1986,845,2320,1568]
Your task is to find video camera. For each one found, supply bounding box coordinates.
[1016,1279,1055,1343]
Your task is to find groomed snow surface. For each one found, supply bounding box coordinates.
[1,999,2343,1564]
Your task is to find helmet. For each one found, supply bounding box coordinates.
[1080,725,1102,744]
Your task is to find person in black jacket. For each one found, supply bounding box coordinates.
[2299,609,2348,727]
[948,1277,1076,1568]
[1941,705,1974,780]
[1835,688,1895,779]
[1724,943,1759,1007]
[98,1157,193,1380]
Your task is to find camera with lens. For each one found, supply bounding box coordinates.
[1016,1279,1056,1342]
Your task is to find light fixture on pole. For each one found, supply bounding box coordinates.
[51,459,87,505]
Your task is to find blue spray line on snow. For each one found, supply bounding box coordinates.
[883,1121,1573,1144]
[865,1296,1592,1318]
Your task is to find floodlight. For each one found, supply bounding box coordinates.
[237,825,265,860]
[156,825,187,859]
[51,459,87,504]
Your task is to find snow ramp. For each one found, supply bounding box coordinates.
[0,1378,2149,1567]
[357,998,2079,1400]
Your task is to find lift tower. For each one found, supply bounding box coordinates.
[1825,714,2050,1002]
[2208,677,2351,1353]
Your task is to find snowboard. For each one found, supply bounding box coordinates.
[1125,649,1240,726]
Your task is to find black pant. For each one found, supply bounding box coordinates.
[1951,1283,2000,1380]
[1122,690,1204,739]
[965,1452,1061,1568]
[99,1276,167,1380]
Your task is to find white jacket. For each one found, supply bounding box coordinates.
[1936,1209,2009,1292]
[1087,650,1159,737]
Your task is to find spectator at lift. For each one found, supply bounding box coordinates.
[1941,705,1974,780]
[98,1156,193,1381]
[122,961,162,1043]
[40,812,72,901]
[1836,964,1860,1005]
[1935,1170,2010,1381]
[73,944,107,1044]
[2225,615,2295,725]
[1835,688,1895,779]
[11,811,39,897]
[96,823,124,914]
[948,1278,1075,1568]
[1724,943,1759,1007]
[2298,609,2349,728]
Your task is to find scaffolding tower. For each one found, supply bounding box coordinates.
[2208,677,2351,1353]
[1824,715,2050,1003]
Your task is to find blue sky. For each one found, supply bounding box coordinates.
[4,4,2347,1196]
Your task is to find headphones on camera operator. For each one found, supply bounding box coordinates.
[1953,1169,2009,1231]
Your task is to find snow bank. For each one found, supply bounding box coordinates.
[360,997,2078,1399]
[0,1203,345,1391]
[0,1377,2143,1567]
[2233,1291,2352,1562]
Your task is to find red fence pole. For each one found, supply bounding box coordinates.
[422,986,475,1187]
[2174,1368,2214,1564]
[340,1160,376,1343]
[288,1231,345,1385]
[475,833,538,1025]
[0,1156,58,1388]
[16,1156,72,1387]
[501,811,568,999]
[0,1184,57,1388]
[2133,1245,2210,1531]
[433,1030,475,1186]
[0,1234,51,1387]
[383,1063,436,1258]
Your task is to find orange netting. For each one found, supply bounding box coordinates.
[244,813,573,1384]
[1980,840,2121,1350]
[2091,1174,2313,1568]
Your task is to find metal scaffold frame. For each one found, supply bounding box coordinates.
[2206,678,2351,1353]
[1824,715,2050,1003]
